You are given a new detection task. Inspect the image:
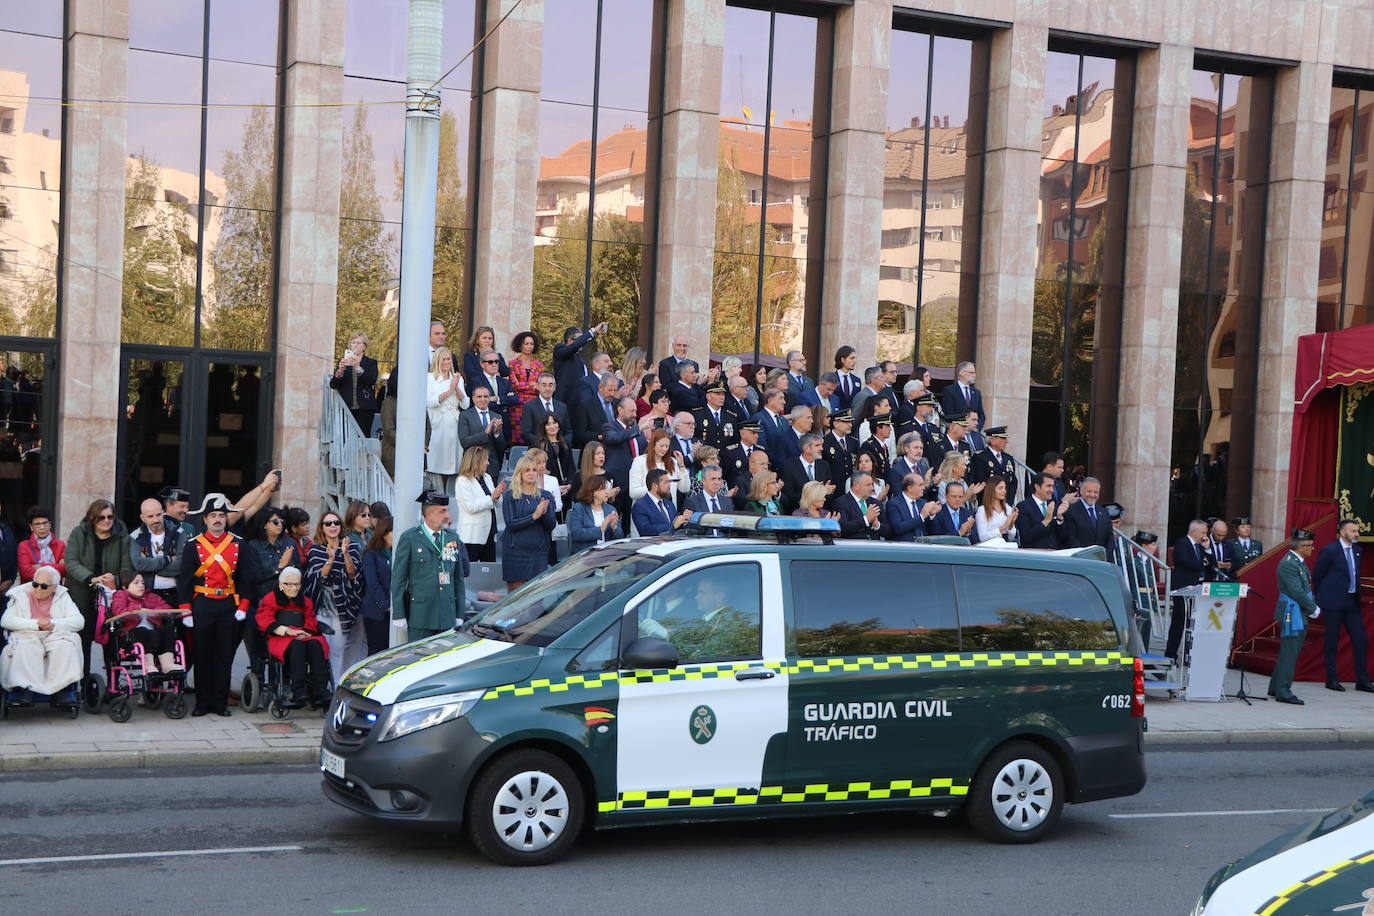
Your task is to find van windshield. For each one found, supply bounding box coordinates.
[467,548,663,647]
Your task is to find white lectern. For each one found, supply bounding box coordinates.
[1169,581,1249,702]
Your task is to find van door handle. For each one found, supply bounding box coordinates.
[735,667,776,681]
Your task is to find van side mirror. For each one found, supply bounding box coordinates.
[622,637,678,670]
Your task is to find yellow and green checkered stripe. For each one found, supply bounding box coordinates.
[597,778,970,813]
[481,651,1131,701]
[1254,848,1374,916]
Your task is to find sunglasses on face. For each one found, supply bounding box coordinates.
[97,513,114,521]
[267,518,283,525]
[482,359,498,365]
[359,513,371,518]
[323,520,342,527]
[33,582,52,590]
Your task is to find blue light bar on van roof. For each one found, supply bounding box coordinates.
[688,512,840,534]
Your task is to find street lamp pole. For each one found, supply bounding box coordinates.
[393,0,444,645]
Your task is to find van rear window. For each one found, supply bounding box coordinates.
[954,567,1119,651]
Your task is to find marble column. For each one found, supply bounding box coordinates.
[975,20,1045,460]
[1253,61,1330,547]
[651,0,724,364]
[1114,44,1191,539]
[272,0,346,511]
[819,0,890,372]
[57,0,128,533]
[472,0,542,340]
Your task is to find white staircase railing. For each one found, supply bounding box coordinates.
[320,378,394,516]
[1111,528,1172,659]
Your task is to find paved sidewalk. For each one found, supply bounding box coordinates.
[4,666,1371,771]
[1145,668,1374,745]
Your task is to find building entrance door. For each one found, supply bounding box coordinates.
[117,347,272,521]
[0,343,56,534]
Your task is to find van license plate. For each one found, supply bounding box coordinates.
[320,748,345,778]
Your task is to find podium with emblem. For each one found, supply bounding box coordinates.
[1169,581,1249,701]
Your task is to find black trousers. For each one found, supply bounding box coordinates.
[362,615,389,656]
[1323,595,1370,683]
[190,597,237,713]
[1164,597,1189,661]
[129,626,175,658]
[465,530,496,563]
[282,638,330,698]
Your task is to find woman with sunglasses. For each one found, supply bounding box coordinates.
[305,511,364,682]
[1,565,84,707]
[65,499,133,677]
[343,501,373,553]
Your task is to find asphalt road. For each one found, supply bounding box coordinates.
[2,744,1370,916]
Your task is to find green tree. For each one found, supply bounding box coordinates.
[121,153,197,347]
[205,105,276,351]
[530,211,643,362]
[337,104,397,367]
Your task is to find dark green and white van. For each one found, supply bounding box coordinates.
[321,516,1146,865]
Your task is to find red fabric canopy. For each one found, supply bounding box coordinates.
[1294,322,1374,413]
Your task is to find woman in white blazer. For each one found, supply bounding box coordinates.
[426,346,469,496]
[628,429,690,502]
[453,445,507,563]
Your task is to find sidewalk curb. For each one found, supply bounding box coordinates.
[1146,728,1374,746]
[0,745,319,772]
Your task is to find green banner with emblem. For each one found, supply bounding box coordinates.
[1337,382,1374,539]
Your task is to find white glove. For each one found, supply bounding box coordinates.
[391,618,408,629]
[234,610,246,622]
[1310,608,1321,620]
[183,616,194,628]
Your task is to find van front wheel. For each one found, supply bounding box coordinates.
[966,741,1063,843]
[467,749,585,866]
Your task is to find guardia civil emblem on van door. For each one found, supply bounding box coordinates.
[690,705,716,744]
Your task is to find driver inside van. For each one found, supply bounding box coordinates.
[637,573,759,661]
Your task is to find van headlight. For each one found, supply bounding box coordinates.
[379,689,485,742]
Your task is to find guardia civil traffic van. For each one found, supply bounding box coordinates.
[320,515,1147,865]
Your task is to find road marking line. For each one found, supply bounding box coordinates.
[0,845,302,866]
[1110,808,1332,820]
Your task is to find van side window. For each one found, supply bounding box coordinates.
[955,568,1118,651]
[568,624,618,673]
[789,561,959,656]
[635,564,762,663]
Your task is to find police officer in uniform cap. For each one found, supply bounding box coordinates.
[391,491,468,641]
[1269,528,1318,705]
[969,425,1018,504]
[176,493,249,717]
[823,410,858,484]
[720,420,761,489]
[159,486,192,537]
[692,382,740,451]
[1230,516,1263,570]
[1130,531,1161,646]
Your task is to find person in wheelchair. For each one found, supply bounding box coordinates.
[1,565,84,706]
[255,567,331,708]
[108,571,184,676]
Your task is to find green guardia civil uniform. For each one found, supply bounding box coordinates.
[1268,549,1317,701]
[391,523,466,638]
[1230,536,1264,570]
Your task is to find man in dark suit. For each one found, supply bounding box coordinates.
[848,367,886,428]
[836,471,883,540]
[601,397,645,534]
[784,350,815,405]
[720,420,762,489]
[519,371,572,445]
[798,372,840,410]
[753,390,789,461]
[900,393,941,450]
[632,469,690,537]
[692,383,741,451]
[1015,472,1067,549]
[1314,518,1372,691]
[969,426,1019,504]
[552,323,604,396]
[882,472,941,542]
[668,360,708,414]
[669,412,700,473]
[823,410,858,484]
[940,360,986,430]
[458,386,508,481]
[1058,477,1111,549]
[474,350,519,422]
[684,464,735,532]
[778,434,833,514]
[768,406,811,466]
[657,335,690,389]
[833,346,863,411]
[893,380,926,438]
[726,376,754,421]
[927,414,974,468]
[926,480,977,542]
[1164,519,1209,660]
[1206,519,1237,582]
[573,351,615,407]
[1041,452,1067,503]
[573,373,621,449]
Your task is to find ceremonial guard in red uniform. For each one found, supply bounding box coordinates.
[176,494,247,717]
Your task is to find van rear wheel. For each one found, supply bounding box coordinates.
[467,749,584,866]
[966,740,1063,844]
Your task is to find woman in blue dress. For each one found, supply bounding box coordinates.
[498,454,556,590]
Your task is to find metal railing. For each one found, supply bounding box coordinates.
[320,378,394,516]
[1111,528,1171,657]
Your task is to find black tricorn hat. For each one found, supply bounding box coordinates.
[1132,530,1158,544]
[1291,528,1315,541]
[417,490,450,507]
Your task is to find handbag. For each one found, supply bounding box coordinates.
[274,608,306,629]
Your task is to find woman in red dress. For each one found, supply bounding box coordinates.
[508,330,544,445]
[255,566,330,708]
